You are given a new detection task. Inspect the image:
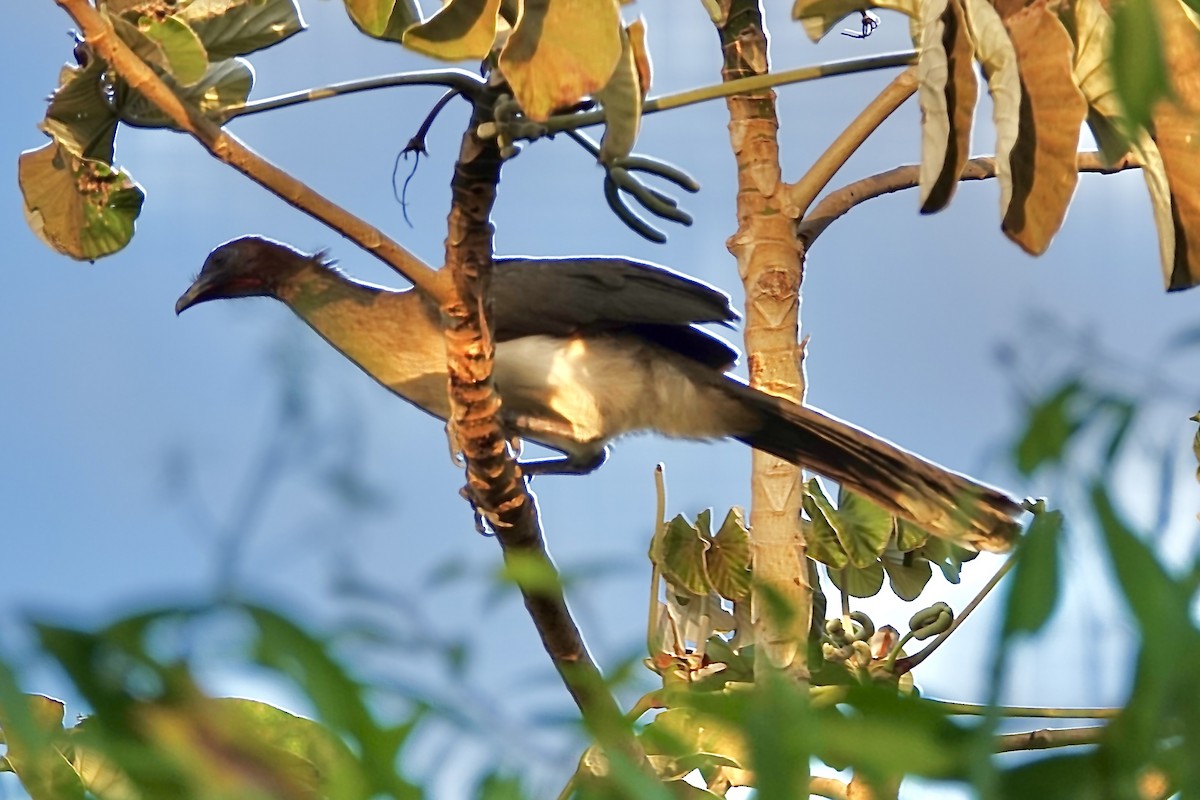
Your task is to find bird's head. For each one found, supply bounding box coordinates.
[176,236,320,315]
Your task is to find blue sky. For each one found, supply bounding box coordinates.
[3,2,1198,795]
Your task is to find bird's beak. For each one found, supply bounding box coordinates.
[175,277,217,315]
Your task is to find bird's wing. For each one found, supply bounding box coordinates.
[492,257,738,334]
[492,257,741,369]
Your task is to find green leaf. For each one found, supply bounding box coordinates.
[819,687,974,781]
[0,693,85,800]
[829,561,885,599]
[1110,0,1170,133]
[42,58,119,162]
[1013,378,1086,475]
[658,515,712,596]
[345,0,421,42]
[403,0,501,60]
[19,141,144,260]
[137,15,209,86]
[118,57,254,127]
[833,487,894,569]
[177,0,306,59]
[998,752,1104,800]
[707,508,751,601]
[882,552,932,601]
[894,518,929,552]
[1001,504,1063,641]
[915,536,977,584]
[746,674,810,800]
[804,479,849,569]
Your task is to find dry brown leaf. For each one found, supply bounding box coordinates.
[1000,1,1087,254]
[498,0,622,121]
[918,0,978,213]
[1147,0,1200,288]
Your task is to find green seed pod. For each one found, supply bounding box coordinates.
[909,602,954,640]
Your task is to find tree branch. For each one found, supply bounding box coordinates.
[787,66,917,218]
[53,0,446,303]
[439,86,647,769]
[216,70,484,122]
[930,700,1119,719]
[716,0,810,687]
[798,152,1144,250]
[811,776,850,800]
[895,556,1013,675]
[994,725,1104,753]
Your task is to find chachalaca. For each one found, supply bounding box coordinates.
[177,236,1023,551]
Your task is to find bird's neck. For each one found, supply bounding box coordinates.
[277,265,451,415]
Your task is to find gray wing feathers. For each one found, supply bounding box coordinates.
[491,257,738,339]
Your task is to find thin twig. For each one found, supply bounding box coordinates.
[787,66,918,218]
[798,152,1144,250]
[895,556,1014,674]
[218,69,483,122]
[535,51,918,138]
[994,725,1105,753]
[54,0,447,302]
[929,699,1119,719]
[811,775,850,800]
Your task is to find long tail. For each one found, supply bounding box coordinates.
[720,379,1023,552]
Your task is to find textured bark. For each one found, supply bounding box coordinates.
[440,88,644,765]
[716,0,810,681]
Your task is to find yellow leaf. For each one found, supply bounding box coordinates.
[402,0,502,61]
[917,0,978,213]
[1000,1,1087,255]
[792,0,920,42]
[963,0,1021,217]
[498,0,622,121]
[1067,0,1130,162]
[627,16,652,94]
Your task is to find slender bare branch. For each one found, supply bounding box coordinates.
[994,726,1105,753]
[798,152,1144,250]
[929,700,1119,719]
[812,776,850,800]
[787,66,918,218]
[217,70,484,122]
[895,556,1014,674]
[53,0,446,303]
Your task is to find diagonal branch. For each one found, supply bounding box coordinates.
[787,66,918,218]
[53,0,446,303]
[798,152,1144,250]
[994,725,1105,753]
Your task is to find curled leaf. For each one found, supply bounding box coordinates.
[917,0,977,213]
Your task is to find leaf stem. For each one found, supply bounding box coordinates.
[787,65,918,217]
[217,69,484,122]
[929,699,1119,719]
[895,556,1014,674]
[536,50,918,137]
[994,725,1106,752]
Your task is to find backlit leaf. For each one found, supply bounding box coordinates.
[830,561,885,598]
[344,0,421,42]
[1000,1,1087,255]
[498,0,622,121]
[917,0,978,213]
[804,479,850,569]
[402,0,502,60]
[137,15,209,86]
[658,515,711,596]
[791,0,920,42]
[119,57,254,127]
[707,508,751,601]
[177,0,306,59]
[19,142,144,261]
[882,551,933,601]
[963,0,1020,219]
[833,487,894,569]
[1065,0,1132,161]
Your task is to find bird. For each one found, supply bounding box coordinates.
[176,236,1023,552]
